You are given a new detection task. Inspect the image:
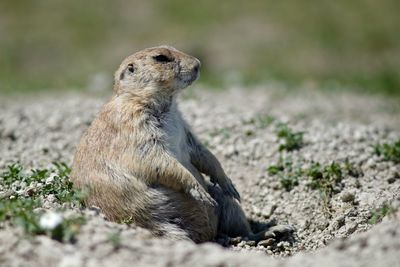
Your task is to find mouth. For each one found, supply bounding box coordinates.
[180,71,199,86]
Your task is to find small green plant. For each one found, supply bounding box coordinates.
[280,175,300,192]
[267,164,285,176]
[374,139,400,163]
[107,231,122,250]
[0,162,85,242]
[306,162,343,194]
[209,127,231,140]
[243,115,275,129]
[368,203,397,224]
[0,197,42,234]
[119,216,133,225]
[276,123,304,151]
[267,157,301,191]
[30,168,50,182]
[1,163,24,186]
[343,159,362,178]
[39,163,85,204]
[304,161,344,213]
[267,156,293,175]
[257,115,275,129]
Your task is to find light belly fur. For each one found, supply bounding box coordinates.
[162,111,189,165]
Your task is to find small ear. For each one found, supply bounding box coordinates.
[119,64,134,80]
[119,71,125,80]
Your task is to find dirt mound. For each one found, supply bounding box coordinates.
[0,87,399,266]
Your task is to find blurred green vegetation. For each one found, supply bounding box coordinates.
[0,0,399,95]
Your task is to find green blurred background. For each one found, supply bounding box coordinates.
[1,0,399,95]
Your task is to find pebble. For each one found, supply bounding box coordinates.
[258,238,275,247]
[39,211,63,230]
[0,190,14,199]
[341,191,355,203]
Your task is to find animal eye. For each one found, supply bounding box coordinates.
[127,64,134,73]
[153,55,172,63]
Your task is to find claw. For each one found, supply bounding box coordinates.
[222,182,241,201]
[189,187,217,207]
[263,231,276,239]
[254,224,295,245]
[263,225,295,240]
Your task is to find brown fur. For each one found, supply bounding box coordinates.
[71,46,292,243]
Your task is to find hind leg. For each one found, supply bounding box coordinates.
[208,184,252,237]
[208,185,294,243]
[147,186,218,243]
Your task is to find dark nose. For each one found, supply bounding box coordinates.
[193,60,201,73]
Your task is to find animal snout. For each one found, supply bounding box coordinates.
[193,59,201,74]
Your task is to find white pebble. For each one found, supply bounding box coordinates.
[39,211,63,230]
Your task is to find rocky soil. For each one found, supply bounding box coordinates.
[0,86,399,266]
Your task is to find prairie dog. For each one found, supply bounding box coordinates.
[71,46,292,243]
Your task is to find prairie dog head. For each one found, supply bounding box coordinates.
[114,45,201,96]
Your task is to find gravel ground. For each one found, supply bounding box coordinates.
[0,86,399,266]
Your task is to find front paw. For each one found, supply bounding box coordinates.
[189,186,217,207]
